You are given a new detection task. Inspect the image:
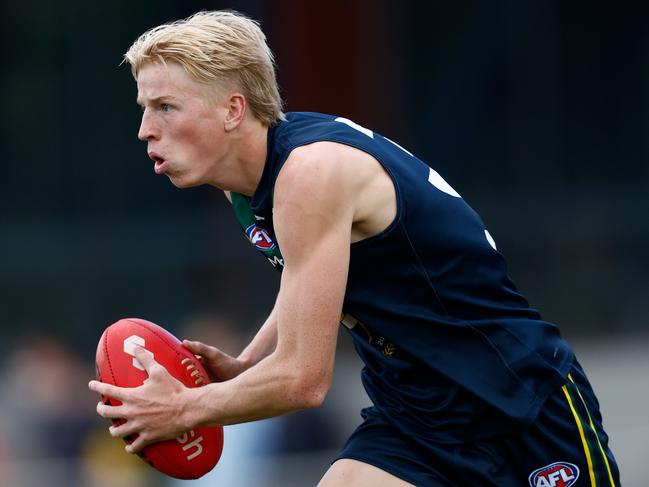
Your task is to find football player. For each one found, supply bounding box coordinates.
[90,11,619,486]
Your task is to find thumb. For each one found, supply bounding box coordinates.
[183,340,226,361]
[183,339,221,355]
[182,339,208,355]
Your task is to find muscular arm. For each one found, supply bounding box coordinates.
[93,145,356,451]
[189,147,353,426]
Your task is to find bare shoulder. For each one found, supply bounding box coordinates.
[270,143,358,264]
[274,142,359,214]
[275,141,386,200]
[275,141,396,244]
[278,142,357,185]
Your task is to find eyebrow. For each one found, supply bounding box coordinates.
[136,95,177,106]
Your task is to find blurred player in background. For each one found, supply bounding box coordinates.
[89,11,620,486]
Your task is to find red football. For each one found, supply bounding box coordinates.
[95,318,224,479]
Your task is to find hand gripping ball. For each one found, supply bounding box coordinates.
[95,318,224,479]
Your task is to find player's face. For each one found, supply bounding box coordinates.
[136,62,228,188]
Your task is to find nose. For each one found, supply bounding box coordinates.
[138,109,159,141]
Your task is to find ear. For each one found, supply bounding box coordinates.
[223,93,246,132]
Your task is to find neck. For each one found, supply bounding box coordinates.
[211,117,269,196]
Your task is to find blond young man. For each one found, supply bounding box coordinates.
[89,11,619,486]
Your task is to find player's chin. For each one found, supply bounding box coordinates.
[167,173,203,189]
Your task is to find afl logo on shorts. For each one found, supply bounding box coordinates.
[245,224,276,251]
[528,461,580,487]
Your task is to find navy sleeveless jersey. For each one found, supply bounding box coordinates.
[230,112,574,444]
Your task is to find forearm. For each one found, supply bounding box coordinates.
[236,302,278,369]
[188,349,322,427]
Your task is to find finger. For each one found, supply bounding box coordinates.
[89,380,129,401]
[133,346,158,373]
[182,341,206,362]
[109,422,138,439]
[125,433,150,454]
[182,339,208,355]
[183,340,224,360]
[96,400,127,419]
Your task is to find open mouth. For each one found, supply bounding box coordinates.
[150,154,168,174]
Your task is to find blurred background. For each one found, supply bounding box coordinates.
[1,0,647,485]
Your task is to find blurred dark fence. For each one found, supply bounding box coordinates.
[1,0,648,361]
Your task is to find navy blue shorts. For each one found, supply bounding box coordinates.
[335,360,620,486]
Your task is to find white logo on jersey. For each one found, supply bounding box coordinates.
[334,117,413,156]
[334,117,374,138]
[427,167,461,197]
[123,335,154,371]
[177,430,204,460]
[484,229,497,250]
[383,135,414,156]
[266,255,284,268]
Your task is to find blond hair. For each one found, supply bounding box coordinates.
[124,10,285,125]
